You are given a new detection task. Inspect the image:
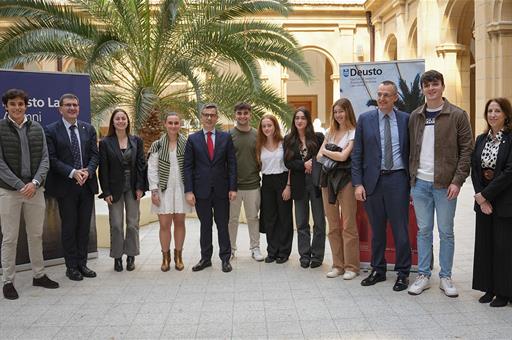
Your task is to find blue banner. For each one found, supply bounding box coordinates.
[0,69,90,125]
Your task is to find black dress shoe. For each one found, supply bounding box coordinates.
[479,292,494,304]
[361,270,386,286]
[78,265,97,278]
[310,261,322,268]
[126,256,135,271]
[276,257,289,264]
[66,268,83,281]
[114,258,123,272]
[33,275,59,289]
[393,276,409,292]
[222,261,232,273]
[3,283,19,300]
[490,295,509,307]
[300,260,310,268]
[265,256,276,263]
[192,259,212,272]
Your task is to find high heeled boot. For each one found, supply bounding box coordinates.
[174,249,184,271]
[161,250,171,272]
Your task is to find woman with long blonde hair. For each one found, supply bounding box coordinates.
[256,114,293,263]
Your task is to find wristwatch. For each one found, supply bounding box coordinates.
[31,179,40,188]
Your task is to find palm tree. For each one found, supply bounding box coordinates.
[0,0,312,147]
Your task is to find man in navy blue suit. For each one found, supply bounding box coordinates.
[352,80,412,292]
[44,94,99,281]
[184,103,237,273]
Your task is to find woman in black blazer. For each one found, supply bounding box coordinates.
[99,109,146,272]
[471,97,512,307]
[284,107,325,268]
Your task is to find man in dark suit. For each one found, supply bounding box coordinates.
[44,93,99,281]
[352,80,411,292]
[184,103,237,273]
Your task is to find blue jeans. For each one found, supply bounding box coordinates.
[411,179,457,278]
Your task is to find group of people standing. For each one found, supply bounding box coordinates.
[1,69,511,308]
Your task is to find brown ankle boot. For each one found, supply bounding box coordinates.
[161,250,171,272]
[174,249,184,271]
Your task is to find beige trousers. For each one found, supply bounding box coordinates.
[0,187,46,283]
[322,184,360,272]
[228,188,261,251]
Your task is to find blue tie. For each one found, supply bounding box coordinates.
[69,125,82,169]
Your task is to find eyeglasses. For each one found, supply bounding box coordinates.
[63,103,79,108]
[377,92,395,98]
[202,113,217,119]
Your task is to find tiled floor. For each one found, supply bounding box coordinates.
[1,182,512,339]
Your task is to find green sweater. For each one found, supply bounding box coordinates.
[230,127,260,190]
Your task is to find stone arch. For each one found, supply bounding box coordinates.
[408,19,418,59]
[384,34,397,61]
[284,45,339,126]
[494,0,512,21]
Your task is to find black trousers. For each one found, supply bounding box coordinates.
[364,170,411,276]
[57,183,94,268]
[261,173,293,259]
[195,190,231,262]
[473,211,512,298]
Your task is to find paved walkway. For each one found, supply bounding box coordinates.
[1,181,512,339]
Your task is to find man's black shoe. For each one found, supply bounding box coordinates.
[114,258,123,272]
[361,270,386,286]
[221,261,232,273]
[66,268,83,281]
[265,256,276,263]
[33,275,59,289]
[3,283,19,300]
[192,259,212,272]
[78,265,97,278]
[126,256,135,271]
[310,261,322,268]
[276,257,289,264]
[393,275,409,291]
[300,260,310,268]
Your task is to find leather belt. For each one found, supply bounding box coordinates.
[482,168,494,181]
[380,169,404,175]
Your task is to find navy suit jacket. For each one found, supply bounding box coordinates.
[184,129,237,199]
[44,119,99,198]
[351,109,410,196]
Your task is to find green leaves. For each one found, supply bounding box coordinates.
[0,0,311,135]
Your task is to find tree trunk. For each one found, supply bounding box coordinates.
[137,110,163,154]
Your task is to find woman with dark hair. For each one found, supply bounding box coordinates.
[147,112,191,272]
[99,108,146,272]
[284,107,325,268]
[256,114,293,263]
[317,98,360,279]
[472,97,512,307]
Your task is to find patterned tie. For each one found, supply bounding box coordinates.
[69,125,82,169]
[384,114,394,170]
[207,131,214,160]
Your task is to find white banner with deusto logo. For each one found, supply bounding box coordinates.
[339,59,425,118]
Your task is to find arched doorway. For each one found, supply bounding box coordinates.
[384,34,398,61]
[285,47,337,129]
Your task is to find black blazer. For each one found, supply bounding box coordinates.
[184,129,237,199]
[283,132,324,200]
[44,119,98,198]
[98,135,147,202]
[471,131,512,217]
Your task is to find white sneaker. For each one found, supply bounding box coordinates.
[251,248,264,262]
[342,270,358,280]
[326,268,343,278]
[440,277,459,297]
[408,274,431,295]
[230,251,236,260]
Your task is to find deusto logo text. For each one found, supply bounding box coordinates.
[343,67,383,78]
